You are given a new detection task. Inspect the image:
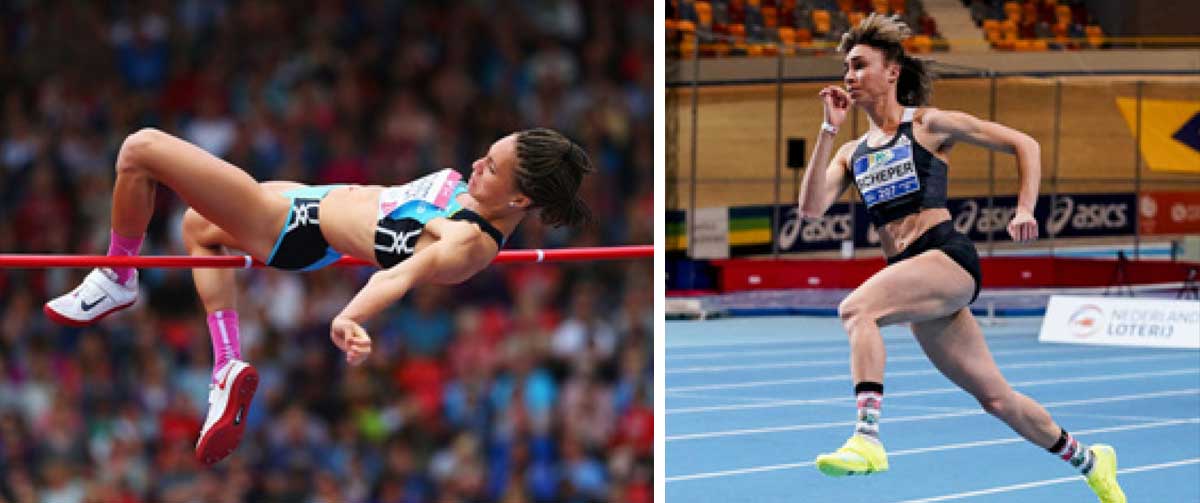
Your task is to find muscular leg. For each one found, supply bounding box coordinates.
[180,181,303,313]
[912,309,1060,448]
[112,128,290,260]
[837,250,977,383]
[46,130,292,327]
[817,250,980,475]
[181,209,239,312]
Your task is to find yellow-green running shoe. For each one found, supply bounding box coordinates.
[815,434,889,477]
[1085,444,1126,503]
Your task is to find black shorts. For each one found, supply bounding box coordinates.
[886,220,982,303]
[265,186,344,271]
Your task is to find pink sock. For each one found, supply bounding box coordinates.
[107,229,144,284]
[207,310,242,383]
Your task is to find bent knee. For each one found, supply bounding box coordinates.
[181,209,216,246]
[116,128,166,173]
[837,297,878,332]
[182,207,205,229]
[977,393,1013,418]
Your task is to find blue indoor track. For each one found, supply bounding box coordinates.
[665,317,1200,502]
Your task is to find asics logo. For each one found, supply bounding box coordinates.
[80,295,107,311]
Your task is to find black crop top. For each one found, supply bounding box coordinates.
[848,108,949,226]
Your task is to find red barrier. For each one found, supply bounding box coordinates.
[712,256,1200,292]
[1139,191,1200,235]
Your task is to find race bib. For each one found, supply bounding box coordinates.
[378,169,462,219]
[852,137,919,207]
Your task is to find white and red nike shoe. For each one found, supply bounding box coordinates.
[44,268,138,327]
[196,359,258,467]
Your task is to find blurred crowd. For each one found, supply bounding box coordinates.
[0,1,653,502]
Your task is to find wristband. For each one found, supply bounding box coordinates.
[820,121,839,135]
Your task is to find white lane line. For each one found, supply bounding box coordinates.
[668,346,1084,374]
[669,346,858,361]
[892,458,1200,503]
[666,337,901,355]
[667,391,783,405]
[667,354,1196,392]
[668,383,1198,441]
[669,369,1199,414]
[875,402,1190,423]
[666,336,855,351]
[668,371,1200,415]
[665,418,1200,483]
[665,327,1046,353]
[666,335,1049,361]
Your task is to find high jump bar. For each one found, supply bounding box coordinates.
[0,245,653,269]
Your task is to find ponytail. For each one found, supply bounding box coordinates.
[897,54,933,106]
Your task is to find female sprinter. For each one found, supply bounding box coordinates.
[800,14,1124,502]
[44,127,592,466]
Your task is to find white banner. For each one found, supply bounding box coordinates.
[689,207,729,259]
[1040,295,1200,349]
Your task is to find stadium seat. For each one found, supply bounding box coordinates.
[677,19,697,34]
[730,23,747,43]
[1055,4,1071,25]
[910,34,932,53]
[849,11,865,29]
[695,1,713,28]
[1085,24,1103,48]
[1001,19,1018,39]
[812,9,831,35]
[796,27,814,48]
[986,30,1003,48]
[1004,1,1020,21]
[777,26,797,54]
[679,40,697,57]
[762,6,778,28]
[778,26,795,43]
[1052,21,1069,47]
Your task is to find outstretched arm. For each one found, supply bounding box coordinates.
[331,220,491,364]
[925,109,1041,242]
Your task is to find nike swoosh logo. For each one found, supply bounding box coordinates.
[80,295,107,311]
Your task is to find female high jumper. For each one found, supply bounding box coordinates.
[44,127,592,466]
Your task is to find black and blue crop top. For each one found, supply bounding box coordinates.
[373,169,504,269]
